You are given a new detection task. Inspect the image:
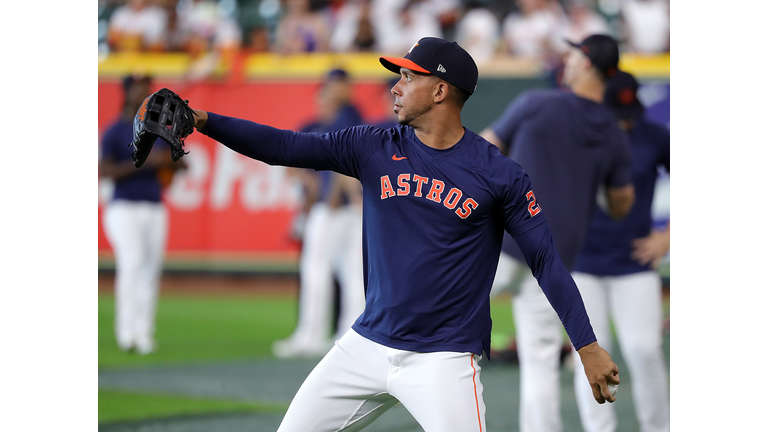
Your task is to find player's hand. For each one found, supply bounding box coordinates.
[576,341,620,404]
[192,109,208,130]
[631,227,670,269]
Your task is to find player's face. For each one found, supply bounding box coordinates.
[562,46,588,87]
[391,68,437,126]
[126,79,152,112]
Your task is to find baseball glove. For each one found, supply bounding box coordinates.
[130,88,197,168]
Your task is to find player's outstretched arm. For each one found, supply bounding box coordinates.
[576,341,620,404]
[188,108,368,178]
[512,222,620,403]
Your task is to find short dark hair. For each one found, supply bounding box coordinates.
[448,82,471,108]
[425,75,471,108]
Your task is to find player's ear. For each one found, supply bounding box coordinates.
[433,81,449,104]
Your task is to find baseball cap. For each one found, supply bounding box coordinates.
[603,70,645,120]
[603,71,645,120]
[566,34,619,79]
[324,68,349,82]
[380,37,479,95]
[122,74,151,92]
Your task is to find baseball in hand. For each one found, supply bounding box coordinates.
[607,383,618,397]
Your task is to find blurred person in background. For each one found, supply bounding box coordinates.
[481,34,634,432]
[174,0,243,58]
[571,70,670,432]
[246,25,273,53]
[554,0,610,53]
[619,0,670,54]
[329,0,378,52]
[371,0,446,54]
[454,0,501,65]
[274,0,331,54]
[164,0,244,80]
[547,0,611,87]
[273,68,366,359]
[107,0,169,52]
[500,0,565,60]
[99,75,187,355]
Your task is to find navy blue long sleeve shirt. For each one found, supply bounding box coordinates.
[200,112,596,357]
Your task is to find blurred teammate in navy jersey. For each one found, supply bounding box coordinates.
[273,68,367,359]
[482,34,635,432]
[571,70,670,432]
[99,75,186,355]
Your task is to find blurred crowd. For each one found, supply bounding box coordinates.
[99,0,669,64]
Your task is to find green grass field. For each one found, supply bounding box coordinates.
[98,390,287,423]
[98,284,669,428]
[98,295,298,369]
[98,290,521,423]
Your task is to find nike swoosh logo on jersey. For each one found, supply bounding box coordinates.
[392,154,407,161]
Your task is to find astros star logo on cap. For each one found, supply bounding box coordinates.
[379,37,479,95]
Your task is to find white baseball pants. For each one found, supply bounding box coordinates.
[490,250,529,298]
[290,202,366,347]
[103,200,167,352]
[513,267,566,432]
[277,329,487,432]
[570,271,670,432]
[493,253,568,432]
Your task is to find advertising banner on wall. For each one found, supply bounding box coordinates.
[98,79,393,269]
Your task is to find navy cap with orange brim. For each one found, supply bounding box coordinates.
[379,37,478,95]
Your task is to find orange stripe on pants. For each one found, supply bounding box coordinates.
[471,355,482,432]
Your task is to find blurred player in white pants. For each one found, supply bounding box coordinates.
[100,75,185,354]
[483,35,634,432]
[570,71,670,432]
[273,69,366,358]
[276,176,365,357]
[103,202,167,354]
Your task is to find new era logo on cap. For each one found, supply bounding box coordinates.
[379,37,478,95]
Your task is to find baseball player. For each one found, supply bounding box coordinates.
[99,75,186,355]
[273,68,367,358]
[570,70,670,432]
[482,34,635,432]
[186,37,619,431]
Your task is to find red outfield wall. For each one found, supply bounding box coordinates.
[98,80,392,262]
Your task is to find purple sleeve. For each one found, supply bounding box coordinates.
[199,112,378,179]
[490,92,533,153]
[512,222,597,350]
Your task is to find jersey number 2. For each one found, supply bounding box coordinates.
[526,190,541,217]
